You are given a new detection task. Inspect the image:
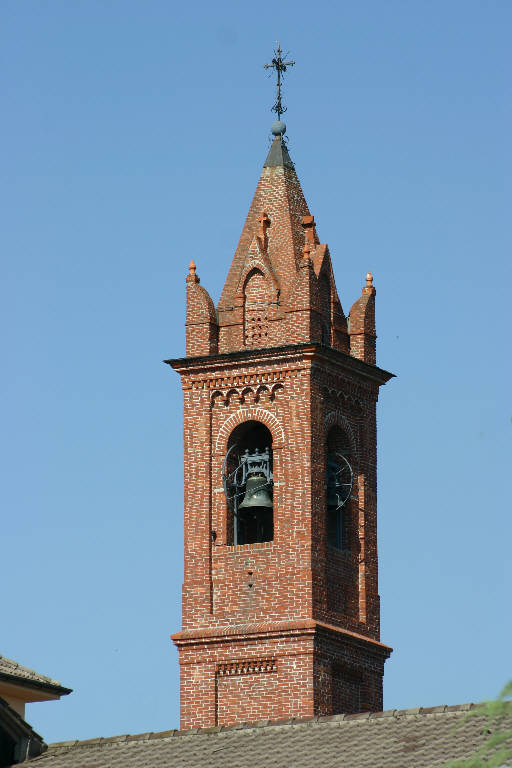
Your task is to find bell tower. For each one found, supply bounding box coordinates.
[166,104,393,729]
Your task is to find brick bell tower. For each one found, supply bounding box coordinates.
[166,116,394,729]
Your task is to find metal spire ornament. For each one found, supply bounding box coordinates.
[264,42,294,130]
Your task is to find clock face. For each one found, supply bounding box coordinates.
[326,452,353,509]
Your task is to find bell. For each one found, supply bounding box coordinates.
[238,473,273,510]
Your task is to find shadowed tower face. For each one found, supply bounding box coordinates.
[167,117,394,729]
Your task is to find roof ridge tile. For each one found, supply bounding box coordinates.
[46,701,483,751]
[344,712,371,721]
[0,653,65,688]
[401,707,422,716]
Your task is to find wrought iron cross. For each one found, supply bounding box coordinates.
[264,42,295,120]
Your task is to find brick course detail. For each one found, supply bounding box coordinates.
[166,136,394,729]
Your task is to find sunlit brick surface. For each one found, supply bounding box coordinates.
[168,139,392,729]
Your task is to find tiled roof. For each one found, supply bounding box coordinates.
[0,655,71,694]
[16,703,511,768]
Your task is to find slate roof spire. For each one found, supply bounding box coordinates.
[263,134,294,169]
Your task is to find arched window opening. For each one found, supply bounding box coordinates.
[222,421,273,545]
[326,428,353,550]
[244,269,269,347]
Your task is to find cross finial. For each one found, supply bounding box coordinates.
[264,42,295,121]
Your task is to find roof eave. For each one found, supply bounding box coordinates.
[0,672,72,698]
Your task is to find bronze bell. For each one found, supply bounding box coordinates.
[238,473,273,510]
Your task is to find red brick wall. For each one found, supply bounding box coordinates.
[169,149,392,729]
[171,344,391,728]
[314,625,387,715]
[176,626,316,729]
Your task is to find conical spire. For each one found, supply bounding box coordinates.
[214,133,348,355]
[218,138,310,313]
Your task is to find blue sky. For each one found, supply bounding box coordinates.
[1,0,510,744]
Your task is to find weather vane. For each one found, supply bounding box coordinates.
[264,42,294,121]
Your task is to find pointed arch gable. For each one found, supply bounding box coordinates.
[236,254,280,298]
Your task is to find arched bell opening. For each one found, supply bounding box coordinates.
[222,421,273,545]
[325,426,354,551]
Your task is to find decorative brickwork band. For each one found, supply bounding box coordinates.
[217,658,277,677]
[211,383,284,408]
[215,407,285,452]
